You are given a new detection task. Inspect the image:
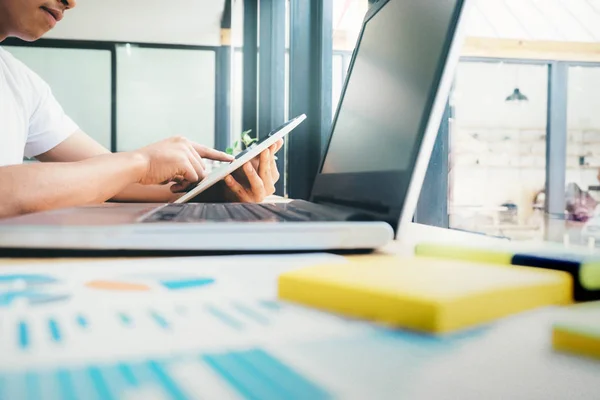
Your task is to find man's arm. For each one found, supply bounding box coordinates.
[0,135,220,218]
[38,130,284,204]
[36,130,177,202]
[0,152,147,217]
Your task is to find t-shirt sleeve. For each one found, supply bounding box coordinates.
[22,66,79,158]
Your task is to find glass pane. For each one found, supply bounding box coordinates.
[231,0,244,146]
[567,66,600,223]
[332,0,369,115]
[4,46,112,149]
[450,62,549,240]
[232,50,244,146]
[116,45,216,152]
[332,54,344,116]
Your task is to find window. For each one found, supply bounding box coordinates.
[116,45,216,151]
[566,65,600,222]
[450,61,549,240]
[4,40,221,154]
[4,46,112,149]
[331,0,368,113]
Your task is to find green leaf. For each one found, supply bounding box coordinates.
[241,129,257,146]
[225,147,233,155]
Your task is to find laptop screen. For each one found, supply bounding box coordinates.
[312,0,465,228]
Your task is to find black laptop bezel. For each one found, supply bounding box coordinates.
[310,0,467,228]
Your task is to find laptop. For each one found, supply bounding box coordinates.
[0,0,471,254]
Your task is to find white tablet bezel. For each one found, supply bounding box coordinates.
[174,114,307,204]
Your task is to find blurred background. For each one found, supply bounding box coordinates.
[4,0,600,242]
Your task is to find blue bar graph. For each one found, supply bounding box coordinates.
[76,315,89,329]
[117,363,138,387]
[205,305,244,330]
[25,372,41,400]
[147,361,190,400]
[48,319,61,343]
[0,347,329,400]
[203,354,273,400]
[232,303,270,326]
[118,313,133,327]
[56,369,78,400]
[240,349,330,399]
[150,311,169,330]
[258,300,282,312]
[203,349,330,400]
[160,278,214,291]
[18,321,29,349]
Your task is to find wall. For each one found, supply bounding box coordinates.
[46,0,224,45]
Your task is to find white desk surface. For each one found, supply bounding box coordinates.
[0,223,597,399]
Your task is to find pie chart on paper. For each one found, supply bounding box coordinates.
[85,276,216,292]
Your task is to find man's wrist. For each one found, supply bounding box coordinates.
[118,151,148,184]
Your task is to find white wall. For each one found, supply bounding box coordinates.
[46,0,224,45]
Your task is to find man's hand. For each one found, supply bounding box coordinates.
[133,136,233,191]
[222,140,283,202]
[178,139,284,204]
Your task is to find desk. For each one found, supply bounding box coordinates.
[0,222,503,266]
[0,223,597,399]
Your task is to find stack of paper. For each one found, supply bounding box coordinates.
[553,301,600,359]
[278,256,572,334]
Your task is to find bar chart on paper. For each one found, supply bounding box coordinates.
[0,347,331,400]
[0,298,351,400]
[0,292,478,400]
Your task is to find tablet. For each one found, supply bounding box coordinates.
[174,114,307,204]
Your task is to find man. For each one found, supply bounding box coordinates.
[0,0,282,218]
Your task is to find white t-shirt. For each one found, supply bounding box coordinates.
[0,46,78,166]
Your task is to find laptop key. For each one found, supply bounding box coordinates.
[225,205,261,221]
[259,204,311,222]
[241,204,284,221]
[206,204,232,220]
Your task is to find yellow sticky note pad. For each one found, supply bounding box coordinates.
[553,302,600,359]
[278,256,572,334]
[414,243,514,265]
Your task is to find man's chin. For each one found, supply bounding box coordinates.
[14,28,51,42]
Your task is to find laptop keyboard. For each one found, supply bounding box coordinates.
[140,202,340,223]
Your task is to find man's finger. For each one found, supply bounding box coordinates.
[190,142,234,162]
[187,143,206,169]
[224,175,252,202]
[243,162,266,201]
[273,138,284,153]
[258,149,271,180]
[185,148,206,180]
[181,160,200,184]
[170,181,193,193]
[270,149,279,182]
[257,151,275,195]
